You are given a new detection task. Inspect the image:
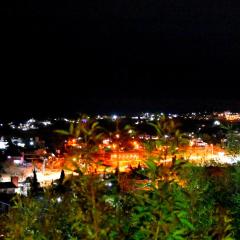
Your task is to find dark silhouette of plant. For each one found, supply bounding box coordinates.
[59,169,65,185]
[30,168,40,196]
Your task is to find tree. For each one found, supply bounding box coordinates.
[55,114,104,173]
[59,169,65,185]
[148,115,188,160]
[30,168,40,195]
[221,124,240,157]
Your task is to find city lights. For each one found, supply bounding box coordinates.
[1,112,240,193]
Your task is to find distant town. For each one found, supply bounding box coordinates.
[0,110,240,198]
[1,110,240,238]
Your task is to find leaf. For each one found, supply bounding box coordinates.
[179,218,194,230]
[135,206,147,213]
[91,122,99,130]
[172,229,186,236]
[173,236,186,240]
[109,230,118,239]
[176,211,188,219]
[224,223,232,232]
[145,159,157,172]
[69,122,74,135]
[170,120,175,130]
[75,128,81,138]
[223,232,234,240]
[175,129,180,137]
[95,133,104,141]
[54,130,70,135]
[81,127,90,136]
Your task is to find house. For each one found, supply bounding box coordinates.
[0,176,19,194]
[7,154,24,165]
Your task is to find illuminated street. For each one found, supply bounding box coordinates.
[29,142,238,187]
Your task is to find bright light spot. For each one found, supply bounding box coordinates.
[133,141,139,149]
[106,182,112,187]
[214,120,221,126]
[14,160,22,165]
[17,142,25,147]
[115,134,120,139]
[57,197,62,203]
[112,115,118,120]
[218,152,225,157]
[103,139,110,145]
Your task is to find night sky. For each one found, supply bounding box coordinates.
[2,0,240,119]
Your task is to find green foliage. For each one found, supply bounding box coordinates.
[221,124,240,156]
[128,182,193,240]
[55,114,103,145]
[3,117,240,239]
[148,116,188,159]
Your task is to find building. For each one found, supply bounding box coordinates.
[0,176,29,196]
[7,154,24,165]
[0,176,19,194]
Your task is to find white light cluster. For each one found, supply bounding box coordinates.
[8,118,53,131]
[0,140,8,149]
[42,121,52,126]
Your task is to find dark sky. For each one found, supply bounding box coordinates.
[2,0,240,119]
